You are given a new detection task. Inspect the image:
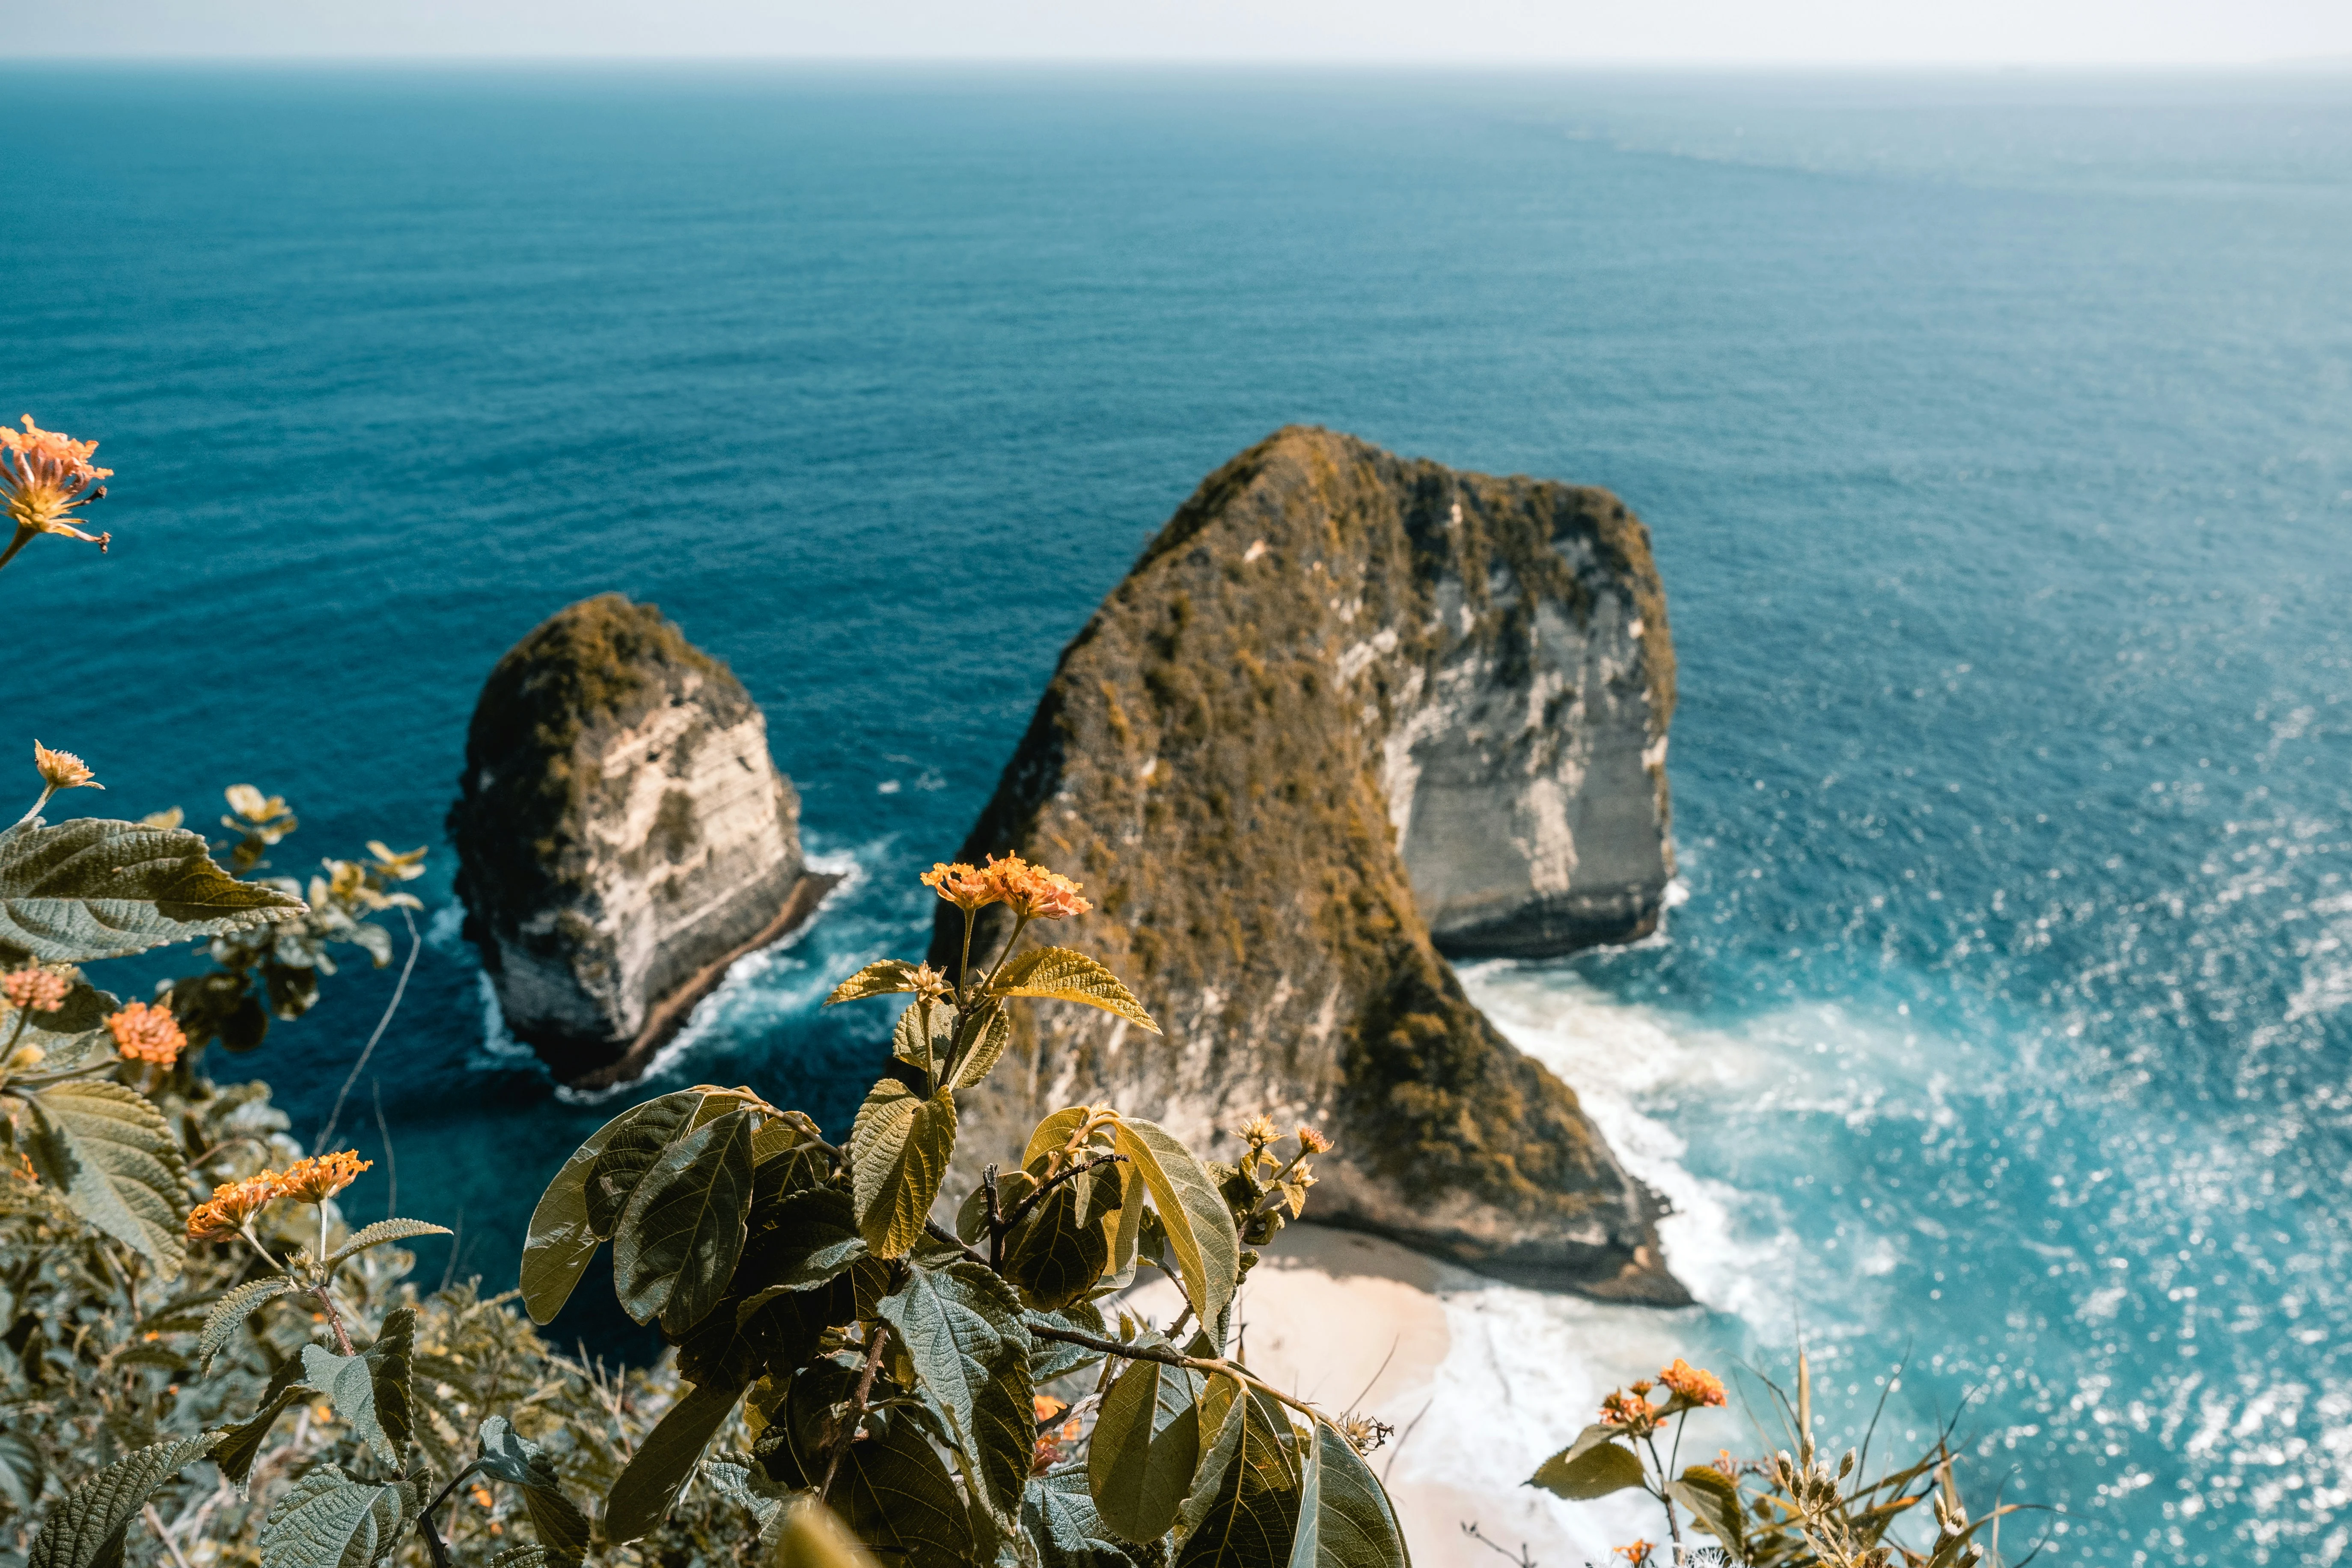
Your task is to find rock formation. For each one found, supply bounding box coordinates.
[933,426,1684,1301]
[451,595,834,1085]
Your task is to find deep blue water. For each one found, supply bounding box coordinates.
[4,66,2349,1565]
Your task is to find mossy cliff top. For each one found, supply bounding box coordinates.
[449,594,750,938]
[935,426,1683,1300]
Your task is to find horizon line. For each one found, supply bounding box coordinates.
[6,53,2350,71]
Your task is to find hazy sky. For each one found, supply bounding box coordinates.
[8,0,2349,65]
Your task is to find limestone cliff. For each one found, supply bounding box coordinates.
[933,426,1684,1301]
[451,595,830,1084]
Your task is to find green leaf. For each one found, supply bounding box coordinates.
[23,1079,190,1278]
[198,1276,299,1371]
[299,1305,416,1466]
[0,817,306,963]
[1004,1172,1116,1310]
[824,959,922,1006]
[891,1000,948,1080]
[945,1006,1011,1092]
[848,1078,956,1259]
[1112,1117,1240,1331]
[522,1095,684,1324]
[604,1380,746,1544]
[473,1417,592,1562]
[1175,1383,1298,1568]
[215,1358,312,1485]
[876,1261,1035,1523]
[323,1217,451,1269]
[1090,1354,1205,1541]
[0,1428,45,1512]
[1290,1424,1407,1568]
[757,1362,976,1565]
[7,980,118,1070]
[771,1493,886,1568]
[258,1466,420,1568]
[27,1432,221,1568]
[1670,1465,1747,1555]
[732,1187,869,1324]
[990,946,1159,1031]
[1177,1378,1246,1544]
[488,1550,561,1568]
[1023,1107,1093,1172]
[612,1107,757,1332]
[582,1089,705,1239]
[1028,1470,1133,1568]
[1026,1299,1111,1382]
[1527,1425,1648,1501]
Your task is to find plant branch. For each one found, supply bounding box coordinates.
[820,1324,891,1501]
[1024,1319,1331,1431]
[316,904,419,1153]
[1001,1153,1128,1232]
[923,1219,992,1269]
[982,1165,1005,1267]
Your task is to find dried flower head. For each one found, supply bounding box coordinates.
[1236,1113,1280,1148]
[278,1149,372,1203]
[984,853,1092,920]
[1296,1125,1334,1154]
[107,1000,186,1066]
[186,1172,281,1240]
[910,963,953,1001]
[367,840,428,882]
[1599,1385,1662,1437]
[2,967,70,1012]
[1659,1358,1727,1408]
[1340,1414,1394,1455]
[33,741,100,794]
[0,417,112,565]
[921,861,998,912]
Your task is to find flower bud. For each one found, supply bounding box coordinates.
[32,741,98,793]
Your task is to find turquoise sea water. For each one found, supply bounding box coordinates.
[3,66,2349,1565]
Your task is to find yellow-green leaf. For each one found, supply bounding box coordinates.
[824,959,922,1007]
[990,946,1158,1032]
[1112,1117,1239,1330]
[848,1079,957,1259]
[24,1080,189,1278]
[0,817,305,964]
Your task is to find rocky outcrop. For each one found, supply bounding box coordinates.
[451,595,834,1085]
[932,426,1684,1301]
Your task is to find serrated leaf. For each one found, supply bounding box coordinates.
[24,1079,190,1278]
[475,1416,591,1559]
[613,1107,755,1332]
[1004,1172,1115,1310]
[945,1006,1011,1092]
[732,1187,869,1324]
[488,1550,560,1568]
[216,1357,312,1485]
[198,1276,299,1370]
[1023,1106,1093,1173]
[890,999,949,1080]
[1175,1384,1297,1568]
[1090,1354,1205,1541]
[823,958,921,1006]
[324,1217,450,1269]
[0,817,305,964]
[1528,1426,1647,1500]
[1026,1298,1112,1383]
[1028,1470,1133,1568]
[522,1092,697,1324]
[1671,1465,1747,1554]
[990,946,1159,1031]
[582,1089,706,1239]
[299,1305,415,1466]
[258,1466,419,1568]
[8,980,118,1069]
[876,1261,1035,1523]
[1112,1117,1240,1332]
[848,1079,956,1259]
[26,1432,221,1568]
[604,1380,746,1544]
[1290,1423,1407,1568]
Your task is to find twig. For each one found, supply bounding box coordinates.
[924,1219,993,1269]
[317,905,419,1153]
[1024,1319,1331,1431]
[372,1080,397,1219]
[1383,1398,1433,1484]
[820,1325,891,1500]
[984,1165,1005,1267]
[1460,1522,1538,1568]
[1000,1153,1128,1233]
[144,1503,195,1568]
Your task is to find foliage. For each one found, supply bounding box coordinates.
[1513,1350,2034,1568]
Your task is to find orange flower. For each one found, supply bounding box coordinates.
[1296,1126,1334,1154]
[186,1172,281,1240]
[984,853,1092,920]
[920,861,998,912]
[0,417,112,565]
[1611,1542,1654,1566]
[1659,1358,1727,1409]
[1033,1394,1067,1422]
[278,1150,372,1203]
[1,967,69,1012]
[107,1000,186,1066]
[1598,1385,1661,1437]
[33,741,100,794]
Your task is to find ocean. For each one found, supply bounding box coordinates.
[4,64,2348,1565]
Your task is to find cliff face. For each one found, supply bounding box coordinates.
[933,427,1684,1300]
[451,595,821,1082]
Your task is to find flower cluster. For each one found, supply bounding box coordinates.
[107,1000,187,1066]
[184,1149,373,1240]
[2,967,70,1013]
[1030,1394,1085,1473]
[1612,1540,1655,1566]
[920,853,1092,921]
[0,416,112,561]
[1599,1383,1663,1437]
[1659,1357,1727,1409]
[1598,1357,1729,1440]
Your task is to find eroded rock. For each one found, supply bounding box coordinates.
[933,426,1684,1301]
[451,595,831,1084]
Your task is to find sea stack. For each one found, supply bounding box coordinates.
[935,426,1683,1300]
[450,595,834,1085]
